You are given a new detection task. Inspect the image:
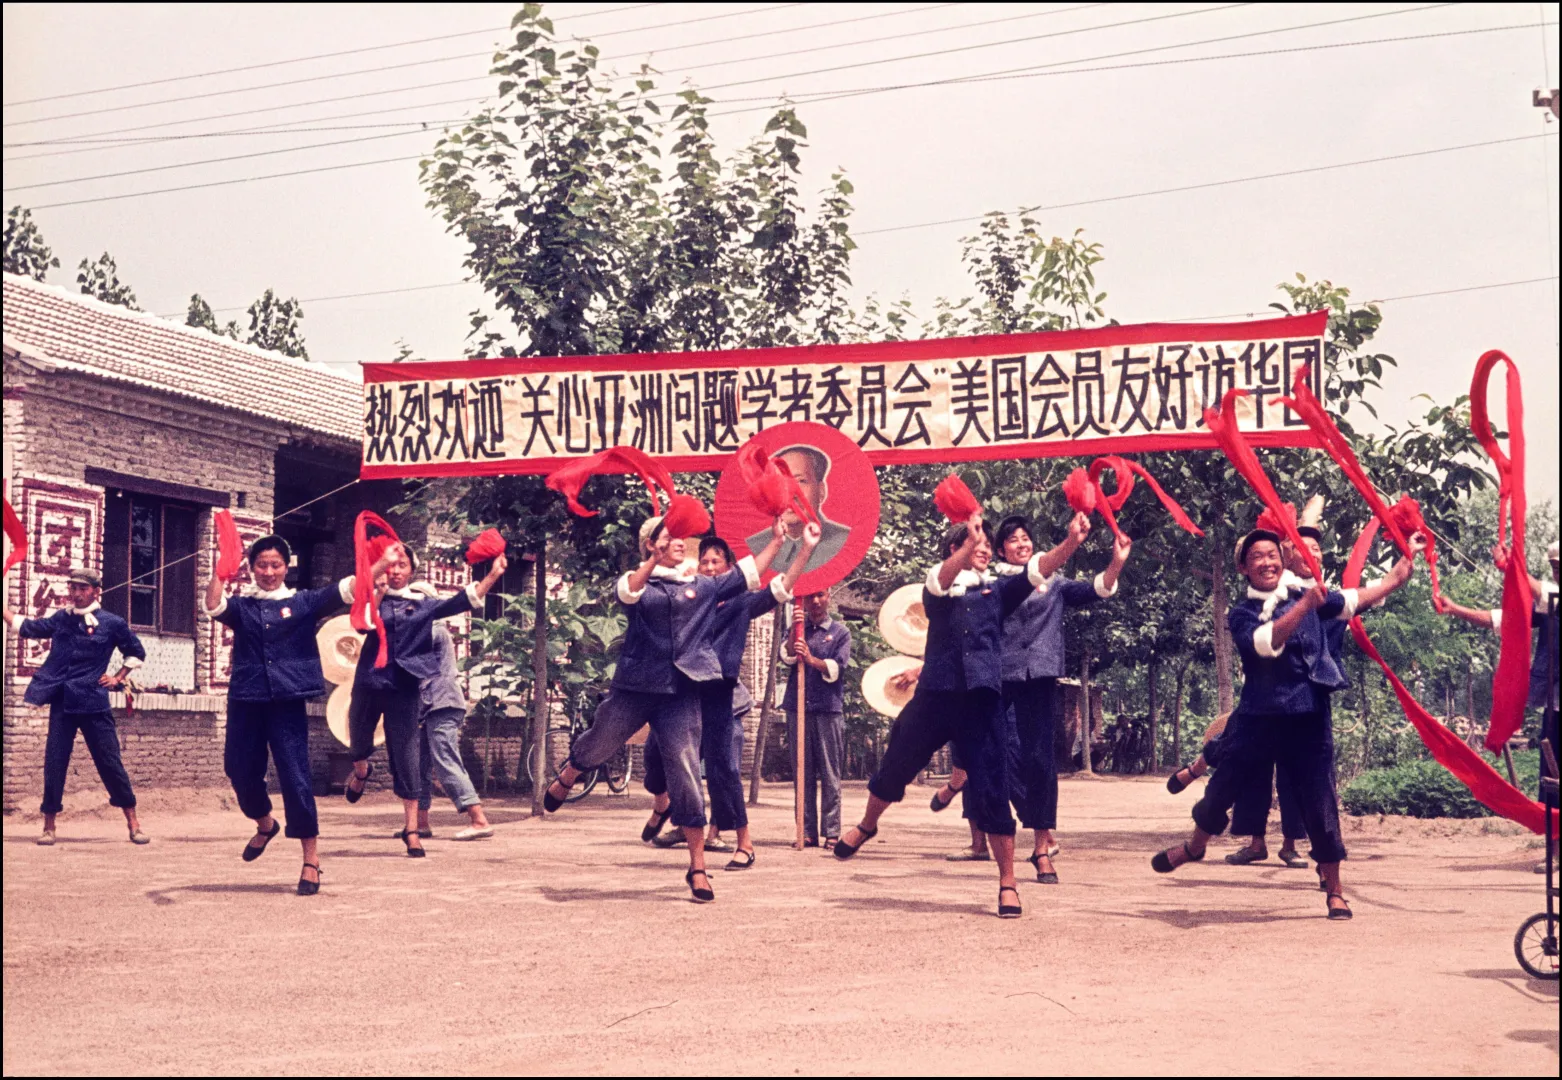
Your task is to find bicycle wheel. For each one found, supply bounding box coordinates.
[602,744,632,794]
[1514,912,1560,980]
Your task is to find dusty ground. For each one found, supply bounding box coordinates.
[3,775,1557,1076]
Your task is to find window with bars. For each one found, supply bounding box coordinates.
[101,490,198,635]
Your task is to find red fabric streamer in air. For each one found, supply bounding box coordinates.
[464,528,506,566]
[213,509,245,582]
[1061,468,1097,515]
[1469,350,1535,751]
[1343,518,1555,835]
[1204,389,1324,584]
[1086,456,1204,542]
[352,511,401,669]
[1256,502,1297,538]
[661,494,711,540]
[734,440,817,526]
[933,473,982,524]
[2,496,26,577]
[545,446,676,518]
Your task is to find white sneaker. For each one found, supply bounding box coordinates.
[453,826,495,841]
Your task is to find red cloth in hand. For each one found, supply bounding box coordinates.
[933,473,981,524]
[1470,349,1535,751]
[2,495,25,577]
[1061,468,1097,515]
[352,511,401,669]
[465,528,506,566]
[661,494,711,540]
[213,509,244,582]
[1205,389,1323,583]
[1086,456,1204,542]
[546,446,676,518]
[1344,518,1555,835]
[735,440,817,525]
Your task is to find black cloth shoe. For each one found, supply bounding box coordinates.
[242,820,281,862]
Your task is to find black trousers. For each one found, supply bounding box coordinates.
[1006,677,1058,831]
[225,698,318,839]
[1231,702,1338,840]
[40,702,136,815]
[1192,709,1346,864]
[869,687,1015,837]
[349,679,424,802]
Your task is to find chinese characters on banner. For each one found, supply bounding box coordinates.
[359,313,1326,478]
[13,478,103,676]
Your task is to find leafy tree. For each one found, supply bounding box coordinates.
[76,251,138,309]
[244,288,308,359]
[185,293,240,339]
[3,206,59,281]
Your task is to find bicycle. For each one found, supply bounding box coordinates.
[1514,740,1558,981]
[522,711,632,802]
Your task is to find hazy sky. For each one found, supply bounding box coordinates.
[4,2,1558,496]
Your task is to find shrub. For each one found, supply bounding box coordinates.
[1340,751,1540,819]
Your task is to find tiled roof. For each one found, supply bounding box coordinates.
[2,273,361,445]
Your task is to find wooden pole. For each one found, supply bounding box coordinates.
[1079,650,1094,775]
[748,607,783,807]
[529,546,548,817]
[793,599,806,850]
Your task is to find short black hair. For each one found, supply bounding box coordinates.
[942,519,986,559]
[774,444,830,484]
[1238,529,1282,566]
[247,534,292,566]
[993,515,1031,556]
[699,536,735,567]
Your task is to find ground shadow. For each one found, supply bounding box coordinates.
[537,885,675,903]
[145,882,295,905]
[827,895,988,916]
[5,835,115,845]
[1461,969,1559,1002]
[1444,861,1547,874]
[1098,906,1310,929]
[1506,1029,1559,1054]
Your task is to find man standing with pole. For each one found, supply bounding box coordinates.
[783,590,851,849]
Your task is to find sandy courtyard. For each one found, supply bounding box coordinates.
[3,775,1556,1076]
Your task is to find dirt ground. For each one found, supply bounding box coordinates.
[3,775,1557,1076]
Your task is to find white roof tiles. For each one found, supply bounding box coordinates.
[2,273,361,445]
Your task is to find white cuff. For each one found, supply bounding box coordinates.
[1336,588,1360,621]
[1027,552,1050,589]
[781,648,798,666]
[925,565,952,598]
[122,657,144,670]
[463,581,482,608]
[617,572,645,604]
[1093,572,1117,599]
[204,595,228,618]
[822,658,840,683]
[1254,622,1285,658]
[769,575,793,604]
[1490,609,1503,633]
[738,555,761,592]
[338,577,356,604]
[10,614,26,633]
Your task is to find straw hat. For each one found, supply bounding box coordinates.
[861,655,923,719]
[877,583,928,658]
[316,614,363,685]
[1202,711,1232,745]
[325,682,384,749]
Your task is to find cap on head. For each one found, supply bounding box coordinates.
[67,568,102,588]
[639,516,665,557]
[246,533,292,566]
[1549,541,1559,562]
[1296,494,1325,542]
[1235,529,1282,567]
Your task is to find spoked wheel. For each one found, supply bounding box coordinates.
[602,745,632,794]
[1514,912,1560,980]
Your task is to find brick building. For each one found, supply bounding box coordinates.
[0,273,448,811]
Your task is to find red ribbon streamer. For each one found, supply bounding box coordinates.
[464,528,506,566]
[1469,350,1534,751]
[545,446,676,519]
[1344,518,1555,835]
[1087,456,1204,541]
[2,496,25,577]
[661,493,711,540]
[352,511,401,669]
[1204,389,1324,584]
[735,441,818,526]
[213,509,244,582]
[1061,468,1097,515]
[933,473,982,524]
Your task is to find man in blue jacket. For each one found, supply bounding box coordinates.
[5,568,149,846]
[782,589,852,848]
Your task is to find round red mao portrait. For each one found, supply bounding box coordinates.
[714,421,880,596]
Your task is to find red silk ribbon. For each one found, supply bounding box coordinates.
[735,441,818,527]
[933,473,982,524]
[352,511,401,669]
[1344,518,1555,835]
[1087,456,1204,541]
[1204,389,1324,583]
[464,528,506,566]
[213,509,244,582]
[1061,468,1097,515]
[1469,350,1534,751]
[545,446,676,519]
[661,493,711,540]
[2,495,25,577]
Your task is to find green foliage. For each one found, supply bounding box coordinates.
[185,294,240,339]
[1340,751,1539,818]
[244,288,308,359]
[3,206,59,281]
[76,251,138,309]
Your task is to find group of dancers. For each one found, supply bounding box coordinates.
[10,481,1553,918]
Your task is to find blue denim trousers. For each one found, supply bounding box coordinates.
[576,678,706,828]
[41,702,137,816]
[417,706,481,812]
[224,698,317,839]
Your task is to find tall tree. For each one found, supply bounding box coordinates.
[3,206,59,281]
[244,288,308,359]
[185,293,240,339]
[76,251,138,309]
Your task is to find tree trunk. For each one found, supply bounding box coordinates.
[1211,545,1234,714]
[1465,668,1475,725]
[529,544,548,817]
[1079,650,1094,775]
[1172,658,1189,768]
[748,606,784,805]
[1356,652,1372,772]
[1147,652,1160,772]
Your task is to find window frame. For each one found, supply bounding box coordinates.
[101,489,201,637]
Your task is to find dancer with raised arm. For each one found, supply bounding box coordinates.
[203,534,358,894]
[548,512,817,902]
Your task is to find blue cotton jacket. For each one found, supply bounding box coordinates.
[918,554,1051,694]
[713,578,788,679]
[994,562,1115,682]
[209,580,352,702]
[613,558,760,694]
[13,605,146,712]
[1229,586,1352,716]
[781,615,852,714]
[353,583,479,693]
